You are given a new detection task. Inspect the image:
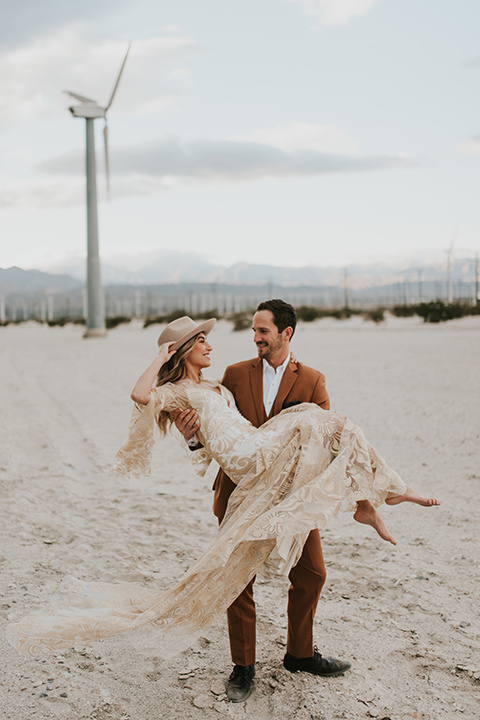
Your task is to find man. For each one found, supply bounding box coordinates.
[176,299,350,702]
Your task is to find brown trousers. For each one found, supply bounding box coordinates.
[218,501,326,666]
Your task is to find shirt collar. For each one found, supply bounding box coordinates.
[262,353,290,375]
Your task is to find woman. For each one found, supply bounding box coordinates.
[124,316,439,543]
[8,317,440,657]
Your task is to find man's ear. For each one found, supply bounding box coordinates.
[284,326,293,342]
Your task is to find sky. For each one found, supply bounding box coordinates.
[1,0,480,274]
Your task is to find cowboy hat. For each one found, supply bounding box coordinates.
[157,316,217,351]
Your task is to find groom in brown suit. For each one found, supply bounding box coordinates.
[176,299,350,701]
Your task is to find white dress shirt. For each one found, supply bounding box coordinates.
[263,354,290,417]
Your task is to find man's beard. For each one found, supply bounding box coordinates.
[256,336,283,360]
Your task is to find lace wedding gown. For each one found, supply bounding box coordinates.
[8,379,405,656]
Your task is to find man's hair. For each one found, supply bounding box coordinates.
[256,299,297,336]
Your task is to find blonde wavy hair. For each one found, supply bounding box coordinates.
[155,333,202,435]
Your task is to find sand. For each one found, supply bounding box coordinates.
[1,315,479,720]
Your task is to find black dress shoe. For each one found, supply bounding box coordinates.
[225,664,255,702]
[283,647,351,676]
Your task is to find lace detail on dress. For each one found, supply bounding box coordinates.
[115,395,156,476]
[115,383,190,476]
[8,380,406,657]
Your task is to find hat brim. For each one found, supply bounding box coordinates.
[158,318,217,350]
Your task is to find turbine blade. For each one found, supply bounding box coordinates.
[448,224,459,253]
[105,43,131,112]
[104,123,110,199]
[64,90,98,104]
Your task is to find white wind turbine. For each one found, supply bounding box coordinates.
[65,44,131,337]
[445,225,458,304]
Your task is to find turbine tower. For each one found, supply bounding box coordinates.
[445,225,458,304]
[65,44,131,337]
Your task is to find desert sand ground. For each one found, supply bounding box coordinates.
[1,315,479,720]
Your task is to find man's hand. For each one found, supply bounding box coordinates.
[174,408,200,441]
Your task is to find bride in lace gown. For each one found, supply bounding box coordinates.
[7,318,440,657]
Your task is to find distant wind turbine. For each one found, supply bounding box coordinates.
[65,44,131,337]
[445,225,458,304]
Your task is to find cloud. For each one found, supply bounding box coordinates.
[23,133,409,206]
[2,118,410,209]
[458,135,480,154]
[289,0,383,26]
[230,122,358,154]
[0,177,85,208]
[0,0,131,50]
[463,55,480,68]
[0,31,200,127]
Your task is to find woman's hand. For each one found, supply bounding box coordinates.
[158,341,177,365]
[130,342,176,405]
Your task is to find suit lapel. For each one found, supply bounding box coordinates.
[271,360,298,417]
[249,359,266,425]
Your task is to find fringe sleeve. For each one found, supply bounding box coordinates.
[115,394,157,476]
[184,443,213,478]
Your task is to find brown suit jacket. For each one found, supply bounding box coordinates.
[212,356,330,519]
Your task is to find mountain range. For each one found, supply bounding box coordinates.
[1,253,477,296]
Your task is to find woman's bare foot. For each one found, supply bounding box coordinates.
[354,500,397,545]
[385,485,442,507]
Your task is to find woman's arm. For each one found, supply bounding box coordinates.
[130,342,176,405]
